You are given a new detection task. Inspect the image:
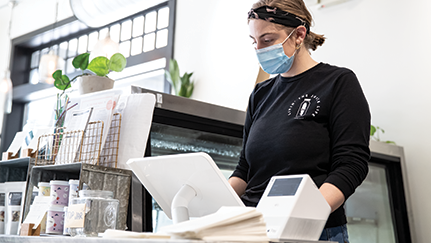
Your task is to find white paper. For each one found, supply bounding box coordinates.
[23,196,51,229]
[64,90,122,163]
[56,108,94,164]
[63,108,93,132]
[26,128,52,151]
[161,207,261,234]
[79,90,122,155]
[6,131,26,156]
[160,206,269,242]
[106,93,156,169]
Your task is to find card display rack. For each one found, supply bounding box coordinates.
[34,113,121,168]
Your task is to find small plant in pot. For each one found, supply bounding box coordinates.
[165,59,194,98]
[52,52,127,95]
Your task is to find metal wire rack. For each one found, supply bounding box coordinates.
[34,113,122,168]
[99,113,122,168]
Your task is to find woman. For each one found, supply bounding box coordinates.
[228,0,370,242]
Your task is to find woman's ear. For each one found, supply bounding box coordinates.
[295,26,307,44]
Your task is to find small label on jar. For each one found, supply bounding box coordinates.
[65,204,86,228]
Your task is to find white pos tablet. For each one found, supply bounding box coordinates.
[126,152,245,224]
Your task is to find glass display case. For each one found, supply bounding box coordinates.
[131,86,412,243]
[129,86,245,233]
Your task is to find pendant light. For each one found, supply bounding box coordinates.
[90,33,120,60]
[1,0,16,114]
[38,0,64,84]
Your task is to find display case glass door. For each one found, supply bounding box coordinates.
[345,163,396,242]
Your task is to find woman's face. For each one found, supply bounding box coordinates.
[249,19,296,56]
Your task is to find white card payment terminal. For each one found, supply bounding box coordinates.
[256,174,331,241]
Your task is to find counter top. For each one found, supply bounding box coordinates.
[0,235,336,243]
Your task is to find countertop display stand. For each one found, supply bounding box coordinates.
[0,113,132,232]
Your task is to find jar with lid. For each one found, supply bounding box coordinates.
[69,190,119,237]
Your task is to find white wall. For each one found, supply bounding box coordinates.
[174,0,259,111]
[0,0,430,241]
[309,1,431,242]
[174,0,431,242]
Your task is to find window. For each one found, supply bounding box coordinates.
[0,0,175,153]
[29,5,172,86]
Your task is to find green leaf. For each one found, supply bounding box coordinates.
[88,56,110,76]
[185,82,194,98]
[167,59,181,95]
[178,84,187,97]
[370,125,376,136]
[386,141,396,144]
[52,70,71,90]
[180,73,188,85]
[169,59,180,80]
[108,53,127,72]
[72,53,90,70]
[165,70,172,83]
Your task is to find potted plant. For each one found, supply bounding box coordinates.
[52,52,127,95]
[165,59,194,98]
[370,125,396,144]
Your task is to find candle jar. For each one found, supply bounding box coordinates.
[46,205,65,235]
[38,182,51,197]
[69,190,119,237]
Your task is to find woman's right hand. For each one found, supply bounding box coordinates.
[228,176,247,196]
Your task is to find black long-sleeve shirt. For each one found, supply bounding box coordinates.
[231,63,370,228]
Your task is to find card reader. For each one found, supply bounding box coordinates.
[256,174,331,241]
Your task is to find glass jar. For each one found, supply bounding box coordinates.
[69,190,119,237]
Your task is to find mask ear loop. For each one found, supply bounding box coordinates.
[281,28,297,45]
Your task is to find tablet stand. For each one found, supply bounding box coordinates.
[171,184,197,224]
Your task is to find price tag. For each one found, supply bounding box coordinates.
[65,204,86,228]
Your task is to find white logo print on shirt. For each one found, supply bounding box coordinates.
[288,94,321,119]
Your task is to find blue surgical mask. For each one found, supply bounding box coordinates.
[255,29,297,75]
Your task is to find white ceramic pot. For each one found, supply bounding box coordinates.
[78,76,114,95]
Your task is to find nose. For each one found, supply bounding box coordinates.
[254,42,265,50]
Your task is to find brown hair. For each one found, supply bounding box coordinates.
[251,0,325,51]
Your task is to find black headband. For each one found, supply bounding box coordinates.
[248,6,310,34]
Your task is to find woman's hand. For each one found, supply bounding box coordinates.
[319,183,345,212]
[228,176,247,197]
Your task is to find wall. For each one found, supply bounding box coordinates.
[309,1,430,242]
[0,0,429,241]
[174,0,430,242]
[174,0,259,111]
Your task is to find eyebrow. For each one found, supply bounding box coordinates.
[249,32,277,40]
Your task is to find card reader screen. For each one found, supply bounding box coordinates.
[268,177,302,196]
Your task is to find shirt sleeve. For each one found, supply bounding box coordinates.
[324,70,371,200]
[230,91,255,182]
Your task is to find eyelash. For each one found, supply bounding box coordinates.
[252,39,273,46]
